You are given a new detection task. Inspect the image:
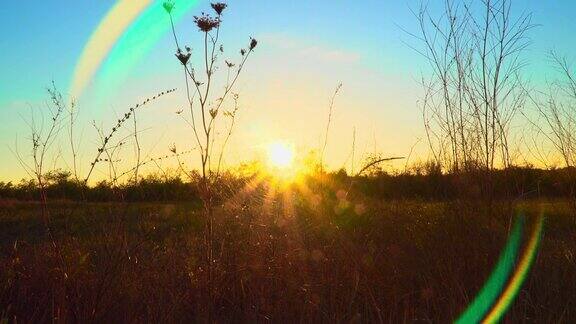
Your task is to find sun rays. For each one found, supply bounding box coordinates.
[225,159,358,224]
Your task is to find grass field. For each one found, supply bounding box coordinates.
[1,194,574,322]
[4,0,576,322]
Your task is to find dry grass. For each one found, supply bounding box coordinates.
[0,192,574,323]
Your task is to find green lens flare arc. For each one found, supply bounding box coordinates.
[456,214,545,324]
[69,0,152,100]
[70,0,199,101]
[455,215,525,324]
[483,215,545,323]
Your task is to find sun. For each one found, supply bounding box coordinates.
[267,142,294,169]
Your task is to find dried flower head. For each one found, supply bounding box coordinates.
[163,1,175,14]
[240,48,246,56]
[175,48,191,65]
[211,2,227,16]
[209,108,218,118]
[250,38,258,50]
[225,60,235,68]
[194,13,220,32]
[169,144,177,154]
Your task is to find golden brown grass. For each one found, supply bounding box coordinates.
[0,193,574,323]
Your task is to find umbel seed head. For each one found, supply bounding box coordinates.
[162,1,175,14]
[194,13,220,32]
[211,2,227,16]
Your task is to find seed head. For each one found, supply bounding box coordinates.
[163,1,175,14]
[194,13,220,32]
[211,2,227,16]
[250,38,258,50]
[175,48,191,65]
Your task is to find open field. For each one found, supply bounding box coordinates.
[3,0,576,322]
[1,195,574,322]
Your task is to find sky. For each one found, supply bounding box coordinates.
[1,0,576,182]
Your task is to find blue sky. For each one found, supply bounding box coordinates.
[2,0,575,102]
[1,0,576,181]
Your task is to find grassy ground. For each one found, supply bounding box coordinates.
[0,195,574,322]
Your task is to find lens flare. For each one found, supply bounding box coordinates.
[456,213,545,324]
[70,0,199,101]
[70,0,152,100]
[483,215,544,323]
[456,216,524,324]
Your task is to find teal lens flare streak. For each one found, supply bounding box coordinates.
[455,215,525,324]
[96,0,199,100]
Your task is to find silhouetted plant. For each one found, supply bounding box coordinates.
[320,82,343,171]
[12,83,66,203]
[526,51,576,168]
[164,2,256,188]
[163,1,257,317]
[84,89,176,184]
[112,148,195,184]
[413,0,534,172]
